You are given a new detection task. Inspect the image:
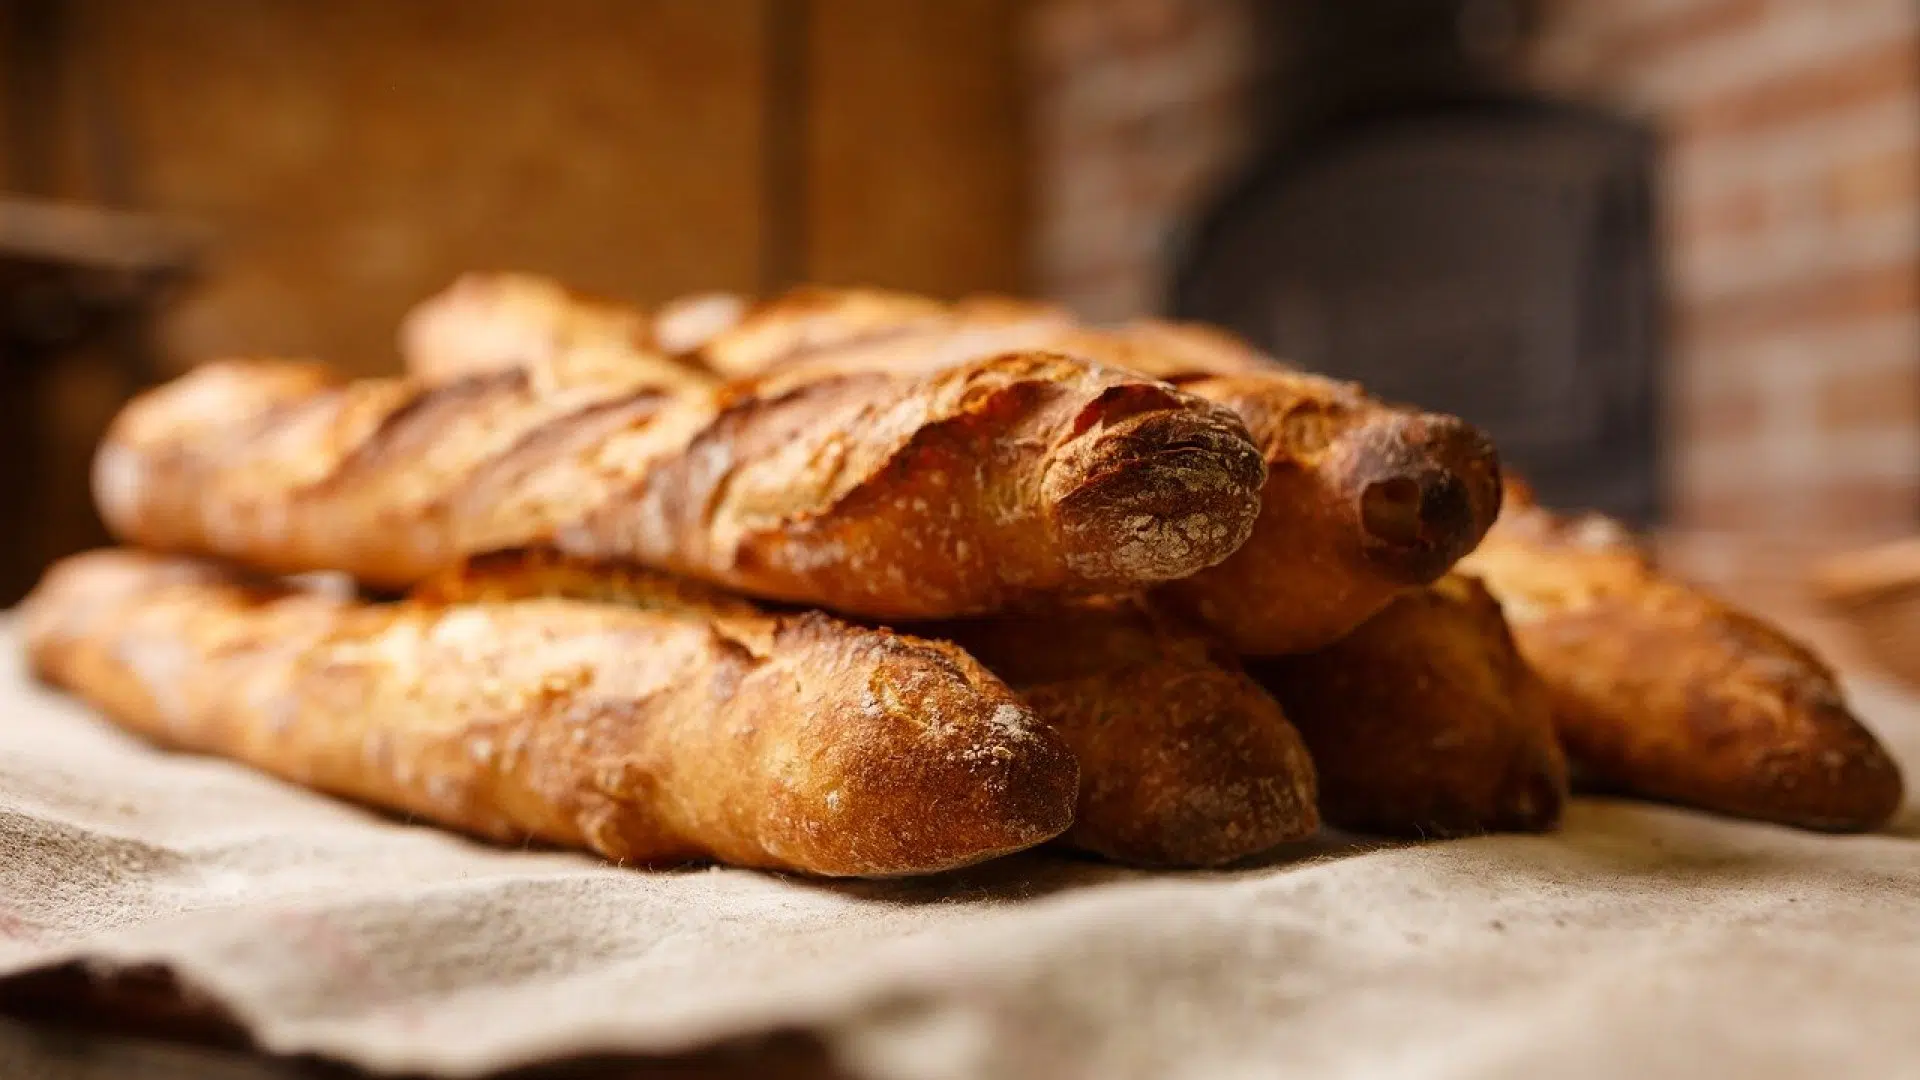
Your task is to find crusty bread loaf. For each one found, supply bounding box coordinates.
[669,285,1506,654]
[400,272,711,392]
[429,550,1320,867]
[931,599,1319,866]
[1461,496,1904,832]
[95,349,1267,616]
[398,281,1316,865]
[405,279,1504,653]
[1253,574,1567,838]
[1137,354,1503,656]
[699,285,954,378]
[651,290,749,357]
[23,549,1079,876]
[400,277,1503,653]
[1113,318,1279,375]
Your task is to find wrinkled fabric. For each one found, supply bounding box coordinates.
[2,622,1917,1080]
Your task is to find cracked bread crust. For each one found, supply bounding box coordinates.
[23,549,1079,877]
[95,351,1266,617]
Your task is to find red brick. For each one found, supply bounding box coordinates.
[1670,185,1772,249]
[1799,478,1920,533]
[1046,81,1247,163]
[1679,381,1768,445]
[1680,263,1920,345]
[1675,478,1920,535]
[1668,32,1920,141]
[1822,143,1920,220]
[1814,362,1920,432]
[1669,485,1788,533]
[1046,257,1162,320]
[1599,0,1770,70]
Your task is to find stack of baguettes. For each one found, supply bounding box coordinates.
[20,273,1905,878]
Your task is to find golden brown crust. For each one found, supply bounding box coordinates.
[932,599,1319,866]
[23,549,1078,877]
[1461,506,1905,831]
[952,294,1076,325]
[1025,324,1503,650]
[415,547,764,616]
[675,287,1505,653]
[430,552,1319,868]
[1252,574,1567,838]
[1117,319,1281,375]
[95,352,1266,616]
[400,273,711,393]
[392,279,1501,652]
[700,285,954,379]
[651,291,748,357]
[1156,368,1504,654]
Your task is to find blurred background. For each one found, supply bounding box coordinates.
[1,0,1916,606]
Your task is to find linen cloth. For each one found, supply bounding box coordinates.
[2,619,1917,1079]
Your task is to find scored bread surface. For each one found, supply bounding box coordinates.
[23,549,1080,876]
[95,347,1267,617]
[431,551,1322,868]
[1462,498,1904,832]
[399,277,1503,654]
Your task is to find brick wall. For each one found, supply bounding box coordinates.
[1027,0,1262,322]
[1026,0,1920,537]
[1528,0,1920,535]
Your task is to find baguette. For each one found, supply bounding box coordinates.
[651,290,749,358]
[1460,497,1905,831]
[400,283,1317,864]
[933,599,1319,866]
[399,272,711,392]
[23,549,1078,876]
[1252,574,1567,837]
[95,350,1267,616]
[699,284,955,378]
[399,278,1501,651]
[1142,355,1503,656]
[427,550,1321,866]
[675,286,1506,654]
